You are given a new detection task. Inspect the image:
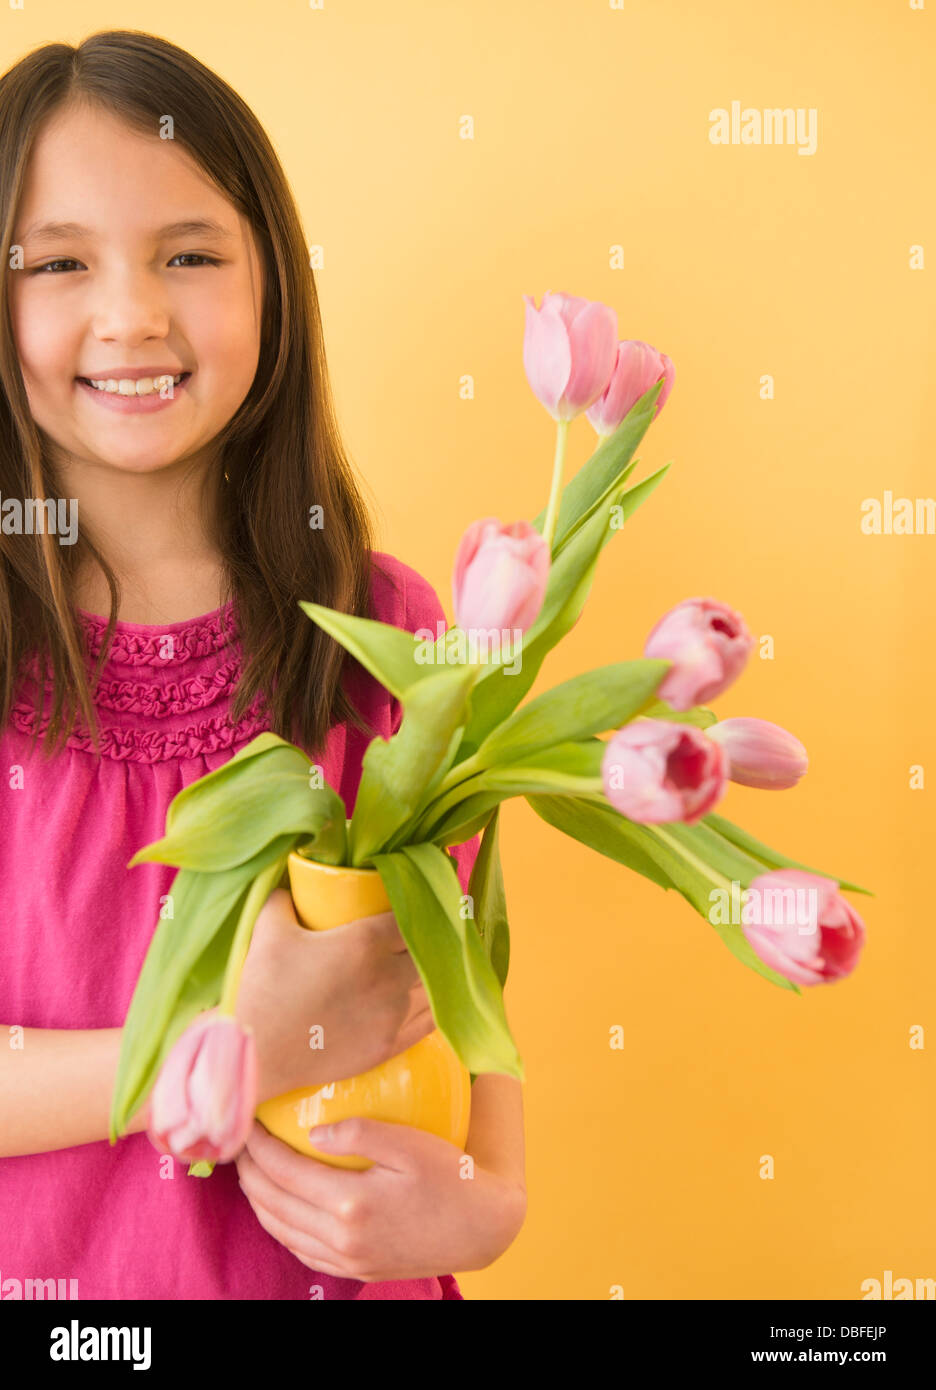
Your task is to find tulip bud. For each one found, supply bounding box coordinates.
[644,598,754,711]
[586,340,675,435]
[452,518,550,636]
[522,291,618,421]
[742,870,866,985]
[601,718,727,825]
[148,1012,257,1164]
[705,717,808,789]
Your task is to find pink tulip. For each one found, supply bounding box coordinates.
[601,718,728,825]
[644,598,755,711]
[742,870,866,986]
[705,717,808,789]
[586,339,675,435]
[148,1012,257,1164]
[453,518,550,635]
[522,291,618,421]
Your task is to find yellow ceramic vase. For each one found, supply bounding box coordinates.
[255,849,472,1170]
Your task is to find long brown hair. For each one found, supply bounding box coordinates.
[0,29,394,761]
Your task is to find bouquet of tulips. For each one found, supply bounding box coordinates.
[109,291,870,1173]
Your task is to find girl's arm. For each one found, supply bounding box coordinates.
[464,1073,526,1191]
[0,1027,151,1157]
[460,1071,527,1264]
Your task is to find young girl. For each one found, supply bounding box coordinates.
[0,30,525,1300]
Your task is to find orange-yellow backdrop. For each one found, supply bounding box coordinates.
[5,1,932,1300]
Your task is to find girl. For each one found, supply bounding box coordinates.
[0,30,525,1300]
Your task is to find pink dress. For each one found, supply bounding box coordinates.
[0,551,480,1300]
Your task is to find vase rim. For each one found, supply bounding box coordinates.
[288,849,379,877]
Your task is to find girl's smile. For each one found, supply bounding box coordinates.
[75,370,193,413]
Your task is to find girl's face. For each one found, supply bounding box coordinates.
[7,101,265,478]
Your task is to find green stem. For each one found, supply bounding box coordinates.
[408,768,492,843]
[541,418,571,555]
[427,749,485,806]
[217,854,288,1016]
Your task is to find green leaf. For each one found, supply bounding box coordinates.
[639,700,718,730]
[475,739,606,794]
[292,804,349,868]
[371,844,523,1079]
[110,834,297,1142]
[297,791,349,866]
[122,894,246,1148]
[467,807,510,989]
[162,733,297,836]
[702,811,873,896]
[614,818,800,991]
[299,601,439,702]
[129,741,342,873]
[428,792,516,847]
[649,816,782,885]
[525,793,799,992]
[529,378,665,552]
[473,660,671,769]
[526,793,678,893]
[348,664,481,866]
[416,740,607,844]
[176,853,288,1181]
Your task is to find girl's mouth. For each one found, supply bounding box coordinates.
[74,372,192,413]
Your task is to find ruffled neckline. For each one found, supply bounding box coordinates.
[75,599,238,665]
[10,598,273,762]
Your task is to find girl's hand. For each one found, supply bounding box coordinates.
[235,889,434,1103]
[235,1118,527,1282]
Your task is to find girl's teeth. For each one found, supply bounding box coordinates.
[87,373,184,395]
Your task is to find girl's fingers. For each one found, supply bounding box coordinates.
[253,888,300,941]
[240,1188,356,1278]
[396,1003,435,1052]
[238,1129,363,1235]
[405,977,429,1013]
[238,1149,348,1252]
[387,948,422,990]
[339,911,405,953]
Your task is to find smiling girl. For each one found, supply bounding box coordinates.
[0,30,525,1300]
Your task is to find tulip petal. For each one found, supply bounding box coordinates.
[742,871,866,985]
[561,301,619,418]
[602,719,726,825]
[453,519,550,637]
[146,1012,256,1165]
[522,295,572,418]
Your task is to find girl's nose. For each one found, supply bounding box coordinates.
[90,268,172,344]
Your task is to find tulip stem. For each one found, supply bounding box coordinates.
[218,854,289,1017]
[432,749,483,800]
[541,418,571,555]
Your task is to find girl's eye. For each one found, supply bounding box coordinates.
[29,254,221,274]
[169,253,220,268]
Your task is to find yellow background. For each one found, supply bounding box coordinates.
[4,1,933,1299]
